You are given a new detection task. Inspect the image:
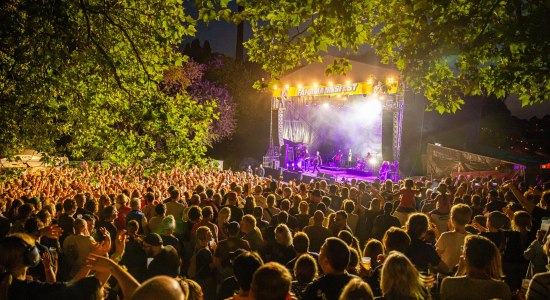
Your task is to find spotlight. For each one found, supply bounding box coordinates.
[313,82,318,87]
[435,143,442,147]
[297,84,303,89]
[328,81,333,86]
[365,98,382,115]
[323,102,330,109]
[369,158,377,165]
[285,84,290,89]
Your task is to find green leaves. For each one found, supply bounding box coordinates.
[236,0,550,113]
[0,0,214,167]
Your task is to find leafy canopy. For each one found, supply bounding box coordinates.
[198,0,550,113]
[0,0,217,165]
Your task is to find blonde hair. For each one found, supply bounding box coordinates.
[339,278,374,300]
[218,207,231,222]
[275,224,293,247]
[159,215,176,234]
[115,193,128,205]
[381,252,427,299]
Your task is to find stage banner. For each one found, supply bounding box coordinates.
[426,144,520,178]
[274,81,388,97]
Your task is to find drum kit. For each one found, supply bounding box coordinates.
[354,152,377,172]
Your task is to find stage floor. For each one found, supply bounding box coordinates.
[301,166,379,183]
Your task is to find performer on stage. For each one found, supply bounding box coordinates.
[347,149,353,168]
[333,149,343,167]
[303,148,310,171]
[365,152,372,171]
[295,146,303,169]
[313,151,322,173]
[378,161,390,180]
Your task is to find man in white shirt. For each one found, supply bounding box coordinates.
[436,204,472,271]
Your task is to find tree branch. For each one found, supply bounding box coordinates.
[99,11,155,84]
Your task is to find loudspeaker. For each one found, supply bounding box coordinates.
[279,144,287,167]
[272,109,284,147]
[282,170,302,183]
[323,174,336,184]
[264,167,282,179]
[302,174,317,183]
[382,110,394,161]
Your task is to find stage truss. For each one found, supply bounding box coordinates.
[264,81,405,170]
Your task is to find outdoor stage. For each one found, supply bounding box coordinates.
[264,165,382,184]
[309,166,378,183]
[262,56,404,182]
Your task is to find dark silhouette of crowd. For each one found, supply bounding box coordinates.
[0,164,549,300]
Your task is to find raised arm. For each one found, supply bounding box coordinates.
[504,182,534,214]
[85,254,140,299]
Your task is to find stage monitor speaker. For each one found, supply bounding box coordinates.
[264,167,282,179]
[323,174,336,184]
[301,174,317,183]
[282,170,302,183]
[382,110,394,161]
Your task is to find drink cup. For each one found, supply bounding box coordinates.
[361,256,371,270]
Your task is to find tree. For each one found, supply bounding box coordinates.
[203,56,271,168]
[197,0,550,113]
[162,58,237,142]
[0,0,216,165]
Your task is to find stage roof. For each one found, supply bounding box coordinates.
[279,55,400,86]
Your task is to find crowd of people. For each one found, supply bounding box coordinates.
[0,163,549,300]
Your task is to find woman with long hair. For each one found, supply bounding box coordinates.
[269,224,296,265]
[217,207,231,240]
[405,213,449,274]
[441,235,511,300]
[380,252,429,300]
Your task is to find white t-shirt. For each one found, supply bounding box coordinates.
[430,211,450,234]
[254,195,268,208]
[436,231,469,270]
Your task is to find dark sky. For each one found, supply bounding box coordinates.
[192,18,550,120]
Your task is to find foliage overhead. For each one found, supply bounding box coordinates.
[197,0,550,113]
[0,0,217,166]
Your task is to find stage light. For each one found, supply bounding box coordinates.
[273,85,278,90]
[313,82,318,87]
[367,79,373,85]
[328,81,333,86]
[435,143,442,147]
[365,98,382,115]
[369,158,378,165]
[323,102,330,109]
[346,80,351,85]
[387,77,395,84]
[297,83,303,88]
[285,84,290,89]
